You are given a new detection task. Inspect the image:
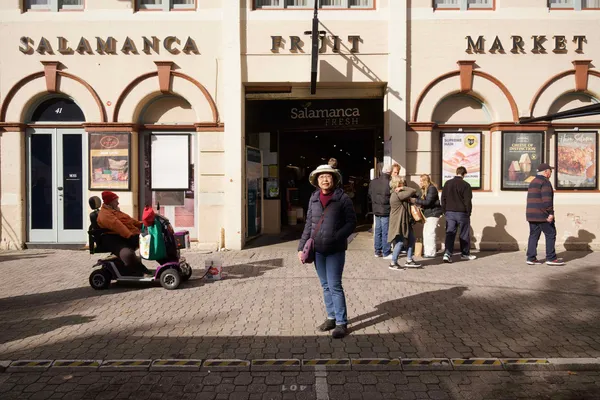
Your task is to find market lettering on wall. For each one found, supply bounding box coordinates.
[271,35,361,53]
[465,35,587,54]
[19,36,200,55]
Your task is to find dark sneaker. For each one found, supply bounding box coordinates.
[318,319,336,332]
[443,254,453,263]
[332,324,348,339]
[389,262,405,271]
[546,258,565,266]
[404,260,422,268]
[527,259,542,265]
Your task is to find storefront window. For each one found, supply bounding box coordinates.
[26,0,83,11]
[434,0,493,9]
[138,0,195,10]
[255,0,373,9]
[549,0,574,8]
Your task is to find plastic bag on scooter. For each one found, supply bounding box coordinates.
[140,221,167,260]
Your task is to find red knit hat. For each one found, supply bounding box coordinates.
[101,191,119,204]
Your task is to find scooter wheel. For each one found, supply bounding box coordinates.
[160,268,181,290]
[89,269,111,290]
[181,264,192,282]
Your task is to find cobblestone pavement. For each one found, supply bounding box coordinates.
[0,233,599,363]
[2,369,600,399]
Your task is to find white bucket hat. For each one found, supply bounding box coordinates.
[309,164,342,187]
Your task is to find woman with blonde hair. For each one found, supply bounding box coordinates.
[410,174,443,258]
[391,163,401,177]
[387,176,421,269]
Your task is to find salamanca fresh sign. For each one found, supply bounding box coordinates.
[291,105,360,127]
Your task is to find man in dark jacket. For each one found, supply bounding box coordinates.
[368,165,392,258]
[441,166,475,263]
[526,163,565,266]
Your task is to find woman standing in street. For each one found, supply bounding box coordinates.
[298,165,357,339]
[410,174,443,258]
[388,176,421,270]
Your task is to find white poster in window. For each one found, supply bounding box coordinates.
[151,135,189,190]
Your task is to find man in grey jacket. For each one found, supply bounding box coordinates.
[368,165,392,258]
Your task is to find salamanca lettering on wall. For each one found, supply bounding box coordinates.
[291,107,360,119]
[19,36,200,55]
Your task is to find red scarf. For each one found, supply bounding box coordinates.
[320,191,334,208]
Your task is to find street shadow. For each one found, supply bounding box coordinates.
[0,252,53,263]
[560,230,596,263]
[481,213,519,251]
[183,258,285,288]
[0,285,148,311]
[0,315,95,345]
[348,287,469,332]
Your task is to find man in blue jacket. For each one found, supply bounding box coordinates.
[526,163,565,266]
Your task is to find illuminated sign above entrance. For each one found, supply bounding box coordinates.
[465,35,587,54]
[19,36,200,55]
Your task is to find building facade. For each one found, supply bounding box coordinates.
[409,0,600,251]
[0,0,599,251]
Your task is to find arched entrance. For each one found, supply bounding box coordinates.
[138,95,198,238]
[27,96,87,244]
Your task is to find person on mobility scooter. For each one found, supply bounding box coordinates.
[88,192,193,291]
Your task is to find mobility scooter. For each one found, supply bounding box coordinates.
[87,196,193,290]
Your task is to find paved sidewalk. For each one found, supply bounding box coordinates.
[0,233,599,363]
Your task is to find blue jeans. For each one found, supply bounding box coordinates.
[444,211,471,256]
[374,216,391,256]
[314,251,347,325]
[527,221,557,261]
[391,230,415,263]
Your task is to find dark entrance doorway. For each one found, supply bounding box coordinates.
[246,97,384,244]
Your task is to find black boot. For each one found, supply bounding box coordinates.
[332,324,348,339]
[318,319,336,332]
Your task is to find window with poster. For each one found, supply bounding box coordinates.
[89,132,131,191]
[555,131,598,190]
[441,132,482,189]
[141,132,196,237]
[501,132,544,191]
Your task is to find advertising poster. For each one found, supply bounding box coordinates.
[246,147,263,238]
[501,132,544,190]
[442,133,481,188]
[556,132,597,189]
[89,132,130,190]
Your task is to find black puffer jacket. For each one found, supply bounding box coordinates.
[368,173,391,216]
[298,188,357,255]
[414,185,443,218]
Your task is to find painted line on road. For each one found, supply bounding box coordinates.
[452,359,503,370]
[314,365,329,400]
[52,360,101,370]
[302,359,351,371]
[202,359,250,372]
[402,359,453,370]
[252,359,301,372]
[100,360,152,371]
[351,359,402,371]
[151,360,202,371]
[7,360,52,372]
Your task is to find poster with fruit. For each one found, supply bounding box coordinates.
[441,133,481,189]
[556,132,597,189]
[501,132,544,190]
[89,132,130,190]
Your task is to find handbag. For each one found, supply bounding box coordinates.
[410,204,426,223]
[300,206,330,264]
[139,220,167,260]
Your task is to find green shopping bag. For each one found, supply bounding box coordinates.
[140,221,167,261]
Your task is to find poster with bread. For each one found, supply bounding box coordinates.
[442,133,481,188]
[501,132,544,190]
[89,132,130,190]
[556,132,597,189]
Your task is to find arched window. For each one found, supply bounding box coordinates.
[29,97,85,123]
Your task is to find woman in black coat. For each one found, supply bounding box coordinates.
[298,165,357,339]
[410,174,443,258]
